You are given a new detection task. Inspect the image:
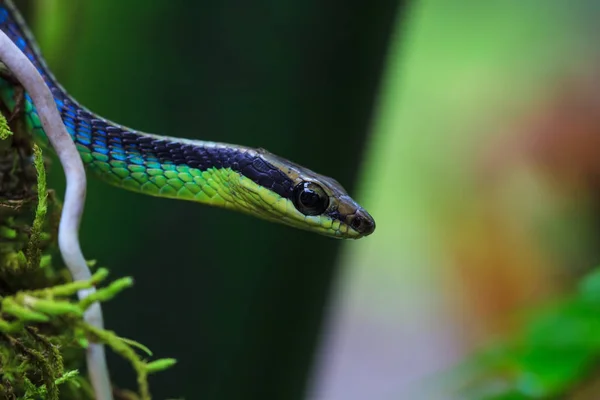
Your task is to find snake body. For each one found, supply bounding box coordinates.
[0,1,375,239]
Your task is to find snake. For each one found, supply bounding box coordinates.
[0,0,375,239]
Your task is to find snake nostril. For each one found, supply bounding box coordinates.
[350,216,364,231]
[349,212,375,235]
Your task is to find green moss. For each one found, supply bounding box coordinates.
[25,144,47,270]
[0,112,11,140]
[0,114,174,399]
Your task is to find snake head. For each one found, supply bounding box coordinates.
[240,148,376,239]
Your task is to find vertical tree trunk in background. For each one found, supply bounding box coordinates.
[32,0,406,398]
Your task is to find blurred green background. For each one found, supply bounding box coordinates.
[16,0,600,399]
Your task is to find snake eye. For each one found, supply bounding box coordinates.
[293,182,329,216]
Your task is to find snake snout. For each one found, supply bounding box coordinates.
[348,209,376,237]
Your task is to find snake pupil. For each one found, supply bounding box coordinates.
[293,182,329,216]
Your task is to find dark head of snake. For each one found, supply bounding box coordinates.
[231,148,376,239]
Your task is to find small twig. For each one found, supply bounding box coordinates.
[0,29,113,400]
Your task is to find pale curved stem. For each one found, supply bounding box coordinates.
[0,30,113,400]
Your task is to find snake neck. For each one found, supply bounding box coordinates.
[0,73,298,210]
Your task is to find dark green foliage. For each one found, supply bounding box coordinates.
[458,269,600,399]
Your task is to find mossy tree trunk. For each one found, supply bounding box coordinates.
[0,110,94,399]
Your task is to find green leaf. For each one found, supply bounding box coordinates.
[145,358,177,374]
[118,336,153,357]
